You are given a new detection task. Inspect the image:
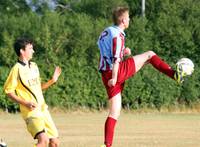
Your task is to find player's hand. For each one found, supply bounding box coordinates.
[25,102,37,110]
[108,78,117,87]
[124,47,131,56]
[52,66,62,83]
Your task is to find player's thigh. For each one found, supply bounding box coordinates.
[133,51,155,72]
[108,93,122,119]
[25,116,45,138]
[43,110,59,138]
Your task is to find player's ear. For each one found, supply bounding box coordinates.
[122,18,125,24]
[20,48,24,55]
[122,18,126,24]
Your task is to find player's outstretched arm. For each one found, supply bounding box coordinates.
[41,66,62,90]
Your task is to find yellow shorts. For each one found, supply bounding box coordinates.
[25,109,58,139]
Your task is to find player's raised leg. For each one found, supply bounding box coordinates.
[133,50,187,83]
[133,51,176,78]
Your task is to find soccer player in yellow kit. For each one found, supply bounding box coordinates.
[4,37,61,147]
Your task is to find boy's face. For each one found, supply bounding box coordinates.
[122,11,130,29]
[21,43,34,61]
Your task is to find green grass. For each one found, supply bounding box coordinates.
[0,111,200,147]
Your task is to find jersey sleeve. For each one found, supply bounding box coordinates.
[112,35,123,63]
[4,66,18,94]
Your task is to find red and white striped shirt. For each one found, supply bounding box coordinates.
[97,26,126,72]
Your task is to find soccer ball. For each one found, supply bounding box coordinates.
[176,58,194,76]
[0,141,7,147]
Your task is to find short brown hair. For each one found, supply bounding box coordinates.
[14,37,33,57]
[112,7,129,25]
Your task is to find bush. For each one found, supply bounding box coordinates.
[0,0,200,112]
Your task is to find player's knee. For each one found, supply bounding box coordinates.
[148,50,156,56]
[49,138,59,147]
[109,110,121,119]
[146,50,156,59]
[115,112,121,119]
[42,136,49,145]
[37,133,49,146]
[44,138,49,146]
[38,138,49,147]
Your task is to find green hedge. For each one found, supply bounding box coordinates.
[0,0,200,112]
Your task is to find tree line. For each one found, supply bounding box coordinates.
[0,0,200,112]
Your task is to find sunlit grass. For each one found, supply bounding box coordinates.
[0,111,200,147]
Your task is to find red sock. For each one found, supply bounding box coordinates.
[104,117,117,147]
[149,55,175,79]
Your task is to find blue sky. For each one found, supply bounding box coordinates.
[25,0,57,11]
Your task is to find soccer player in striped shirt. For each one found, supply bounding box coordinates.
[98,7,185,147]
[4,37,61,147]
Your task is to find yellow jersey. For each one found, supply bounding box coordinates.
[4,60,47,119]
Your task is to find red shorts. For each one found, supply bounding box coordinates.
[101,57,136,99]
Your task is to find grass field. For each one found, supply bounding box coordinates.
[0,111,200,147]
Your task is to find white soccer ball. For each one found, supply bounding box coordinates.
[176,58,194,76]
[0,142,7,147]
